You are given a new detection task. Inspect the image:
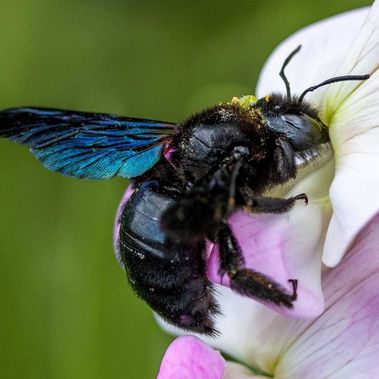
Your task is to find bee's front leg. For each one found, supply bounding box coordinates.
[161,152,248,242]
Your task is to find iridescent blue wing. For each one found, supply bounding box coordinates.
[0,107,176,179]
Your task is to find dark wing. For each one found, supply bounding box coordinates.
[0,107,176,179]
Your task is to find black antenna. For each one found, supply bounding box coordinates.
[279,45,302,98]
[298,74,370,103]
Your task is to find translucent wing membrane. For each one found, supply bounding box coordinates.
[0,107,176,179]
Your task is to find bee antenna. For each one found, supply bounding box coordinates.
[298,74,370,104]
[279,45,302,98]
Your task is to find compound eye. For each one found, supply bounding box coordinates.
[280,113,328,149]
[281,113,315,132]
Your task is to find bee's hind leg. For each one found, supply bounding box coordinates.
[216,223,297,307]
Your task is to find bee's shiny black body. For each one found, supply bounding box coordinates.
[116,98,330,334]
[1,46,367,335]
[119,179,217,334]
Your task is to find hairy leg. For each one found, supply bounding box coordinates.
[243,193,308,214]
[217,223,297,307]
[161,149,248,242]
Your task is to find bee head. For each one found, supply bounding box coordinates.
[254,44,369,158]
[255,94,330,153]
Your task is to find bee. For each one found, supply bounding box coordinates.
[0,46,369,334]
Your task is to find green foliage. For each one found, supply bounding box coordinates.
[0,0,371,378]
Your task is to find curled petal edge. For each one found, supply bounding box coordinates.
[157,336,225,379]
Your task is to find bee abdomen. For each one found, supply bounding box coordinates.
[118,179,218,334]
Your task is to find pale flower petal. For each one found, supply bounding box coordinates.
[223,362,266,379]
[323,1,379,266]
[256,8,368,102]
[276,212,379,378]
[155,289,287,375]
[160,212,379,379]
[323,1,379,115]
[255,2,379,267]
[157,336,225,379]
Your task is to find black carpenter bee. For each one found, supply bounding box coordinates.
[0,46,369,335]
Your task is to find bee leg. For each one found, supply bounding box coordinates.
[272,138,297,182]
[243,193,308,214]
[162,156,246,241]
[160,191,221,242]
[217,223,297,307]
[227,160,244,214]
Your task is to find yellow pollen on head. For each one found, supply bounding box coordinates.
[265,95,270,102]
[230,95,257,110]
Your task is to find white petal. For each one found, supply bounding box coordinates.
[223,362,266,379]
[159,212,379,378]
[276,212,379,378]
[256,7,368,106]
[155,284,304,374]
[323,1,379,266]
[323,0,379,117]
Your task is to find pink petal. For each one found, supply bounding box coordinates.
[113,185,134,265]
[207,211,321,319]
[160,214,379,378]
[207,162,333,319]
[157,336,225,379]
[276,212,379,378]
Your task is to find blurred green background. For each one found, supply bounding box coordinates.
[0,1,371,378]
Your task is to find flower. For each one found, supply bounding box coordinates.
[256,3,379,269]
[157,2,379,378]
[158,211,379,378]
